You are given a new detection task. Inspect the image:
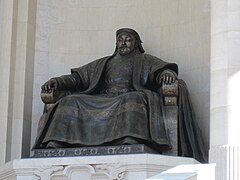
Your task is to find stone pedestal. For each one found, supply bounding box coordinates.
[0,154,199,180]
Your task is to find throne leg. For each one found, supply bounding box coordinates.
[162,106,178,156]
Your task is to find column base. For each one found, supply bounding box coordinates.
[210,145,240,180]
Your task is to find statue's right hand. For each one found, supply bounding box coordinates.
[41,79,58,93]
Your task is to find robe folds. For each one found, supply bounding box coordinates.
[33,53,207,163]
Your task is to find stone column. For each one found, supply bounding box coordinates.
[210,0,240,179]
[0,0,37,165]
[0,0,16,165]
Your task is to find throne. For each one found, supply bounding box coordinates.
[39,80,179,156]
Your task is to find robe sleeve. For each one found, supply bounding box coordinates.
[145,54,178,90]
[49,61,96,92]
[70,64,92,91]
[70,56,110,93]
[53,72,81,91]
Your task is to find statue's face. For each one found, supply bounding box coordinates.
[116,33,136,56]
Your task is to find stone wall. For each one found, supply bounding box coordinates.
[32,0,210,152]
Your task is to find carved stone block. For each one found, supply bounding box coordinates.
[0,154,199,180]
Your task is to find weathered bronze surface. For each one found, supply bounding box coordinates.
[32,144,156,158]
[33,28,207,163]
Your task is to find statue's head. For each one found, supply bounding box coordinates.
[114,28,145,56]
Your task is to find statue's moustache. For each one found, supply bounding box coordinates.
[119,45,129,50]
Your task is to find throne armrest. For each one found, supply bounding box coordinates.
[161,80,178,156]
[162,80,178,106]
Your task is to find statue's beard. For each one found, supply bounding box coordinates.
[118,46,133,55]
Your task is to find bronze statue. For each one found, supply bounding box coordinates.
[33,28,207,163]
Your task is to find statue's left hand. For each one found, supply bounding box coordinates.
[160,70,177,84]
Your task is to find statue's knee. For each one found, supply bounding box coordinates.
[61,95,77,104]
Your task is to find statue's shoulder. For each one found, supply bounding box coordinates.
[71,56,111,73]
[78,56,111,69]
[141,53,167,64]
[143,54,178,73]
[87,56,111,66]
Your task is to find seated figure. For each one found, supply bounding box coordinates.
[33,28,207,163]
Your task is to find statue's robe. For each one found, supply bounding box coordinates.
[33,53,207,163]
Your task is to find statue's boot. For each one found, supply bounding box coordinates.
[46,140,64,149]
